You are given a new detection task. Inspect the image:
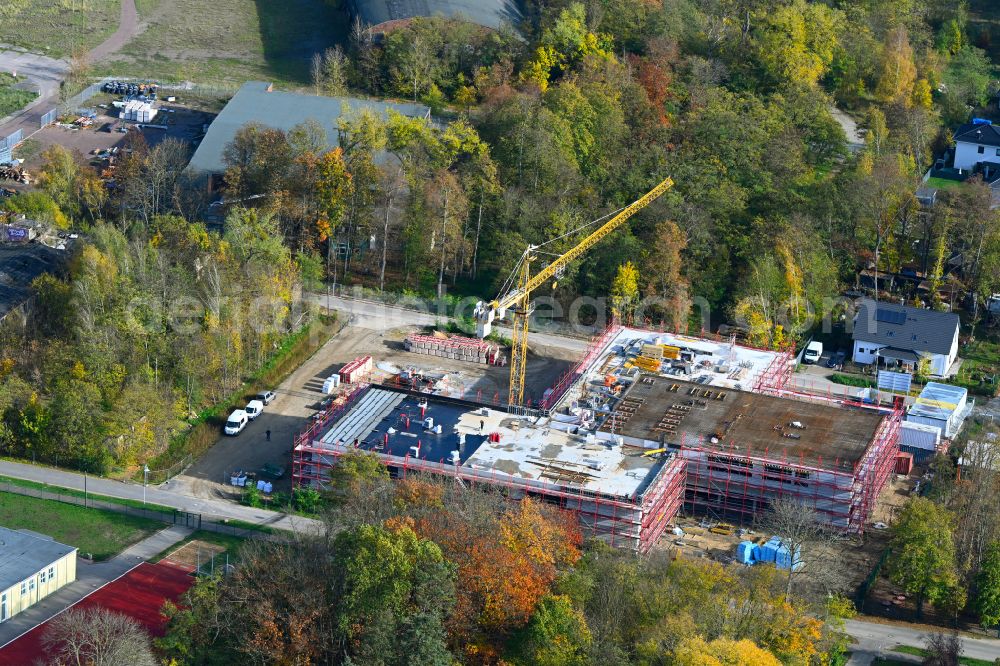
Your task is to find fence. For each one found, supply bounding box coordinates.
[0,129,23,163]
[40,108,57,128]
[0,481,290,547]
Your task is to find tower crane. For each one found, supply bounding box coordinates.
[474,176,674,407]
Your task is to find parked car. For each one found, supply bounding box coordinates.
[259,463,286,480]
[244,399,264,420]
[827,350,846,368]
[803,341,824,364]
[256,390,277,405]
[224,409,249,435]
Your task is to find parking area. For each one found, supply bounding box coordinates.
[170,323,578,501]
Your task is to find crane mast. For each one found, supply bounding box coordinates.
[475,176,674,407]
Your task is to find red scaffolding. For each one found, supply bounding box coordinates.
[292,407,686,554]
[676,400,903,533]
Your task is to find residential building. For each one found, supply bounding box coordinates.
[851,299,960,377]
[0,527,77,624]
[953,120,1000,172]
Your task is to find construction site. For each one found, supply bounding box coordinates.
[292,323,903,553]
[291,178,903,554]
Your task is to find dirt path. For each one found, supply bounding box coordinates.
[88,0,140,63]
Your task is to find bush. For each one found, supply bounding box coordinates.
[828,373,875,388]
[293,486,322,514]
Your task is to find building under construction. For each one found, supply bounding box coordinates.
[293,325,901,551]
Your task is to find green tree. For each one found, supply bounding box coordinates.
[889,497,960,618]
[976,541,1000,634]
[327,450,389,506]
[507,594,592,666]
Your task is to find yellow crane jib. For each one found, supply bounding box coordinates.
[474,176,674,407]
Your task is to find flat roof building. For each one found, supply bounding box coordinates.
[187,82,430,178]
[0,527,77,624]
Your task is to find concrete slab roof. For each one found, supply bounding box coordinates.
[350,0,523,31]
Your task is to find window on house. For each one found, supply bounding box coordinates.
[48,567,54,579]
[20,582,26,595]
[29,579,34,591]
[979,146,986,154]
[39,570,46,583]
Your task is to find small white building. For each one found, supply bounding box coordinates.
[851,299,960,377]
[953,120,1000,172]
[0,527,77,624]
[906,382,969,439]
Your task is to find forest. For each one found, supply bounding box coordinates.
[156,452,856,665]
[296,0,1000,345]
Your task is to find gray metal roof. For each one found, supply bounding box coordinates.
[187,82,430,175]
[852,298,959,356]
[0,527,76,592]
[350,0,522,30]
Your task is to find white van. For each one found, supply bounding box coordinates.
[224,409,249,435]
[803,341,823,365]
[245,399,264,420]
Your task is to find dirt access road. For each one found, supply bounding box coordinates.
[0,0,141,137]
[172,320,580,501]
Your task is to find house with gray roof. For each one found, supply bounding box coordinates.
[349,0,522,33]
[953,120,1000,172]
[187,82,430,187]
[0,527,77,624]
[851,298,960,377]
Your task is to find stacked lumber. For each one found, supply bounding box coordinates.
[405,333,503,365]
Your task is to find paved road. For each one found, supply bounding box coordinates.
[0,459,321,534]
[844,617,1000,665]
[0,524,191,647]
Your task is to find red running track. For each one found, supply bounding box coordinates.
[0,562,193,664]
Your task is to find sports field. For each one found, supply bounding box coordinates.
[0,562,192,663]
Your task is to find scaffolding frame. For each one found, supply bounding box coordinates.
[291,394,686,554]
[676,400,903,533]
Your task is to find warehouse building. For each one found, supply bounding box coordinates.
[349,0,522,33]
[293,324,901,550]
[187,82,430,188]
[0,527,77,624]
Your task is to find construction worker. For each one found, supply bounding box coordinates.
[265,429,271,442]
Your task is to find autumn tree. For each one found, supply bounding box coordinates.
[875,26,917,103]
[610,261,640,323]
[44,607,157,666]
[889,497,961,619]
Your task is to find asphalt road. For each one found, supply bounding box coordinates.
[0,458,321,534]
[844,618,1000,664]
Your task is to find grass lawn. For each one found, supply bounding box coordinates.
[0,492,163,560]
[926,176,968,191]
[893,644,995,666]
[0,0,120,57]
[97,0,350,88]
[0,473,177,514]
[954,339,1000,396]
[0,72,36,118]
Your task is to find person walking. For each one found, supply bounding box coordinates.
[265,429,271,442]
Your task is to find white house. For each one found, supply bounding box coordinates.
[851,299,960,377]
[0,527,77,624]
[953,120,1000,171]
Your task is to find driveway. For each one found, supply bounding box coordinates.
[844,617,1000,664]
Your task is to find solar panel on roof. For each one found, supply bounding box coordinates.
[874,308,906,325]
